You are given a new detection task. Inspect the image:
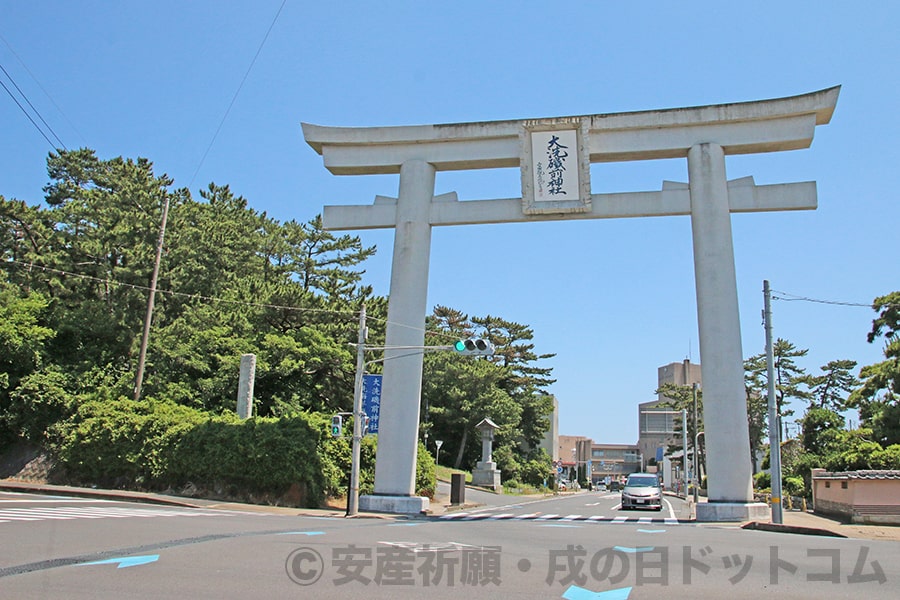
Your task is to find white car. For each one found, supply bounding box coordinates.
[620,473,663,511]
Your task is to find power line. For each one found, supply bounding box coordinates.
[0,61,67,150]
[772,289,900,310]
[4,258,491,346]
[188,0,287,187]
[5,258,355,319]
[0,32,85,146]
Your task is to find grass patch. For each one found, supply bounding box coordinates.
[436,464,471,483]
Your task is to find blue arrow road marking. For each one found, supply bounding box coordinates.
[80,555,159,569]
[562,585,632,599]
[613,546,654,554]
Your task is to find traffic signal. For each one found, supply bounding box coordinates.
[452,338,494,356]
[330,415,343,437]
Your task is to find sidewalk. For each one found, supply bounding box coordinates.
[676,492,900,542]
[759,509,900,542]
[0,479,384,519]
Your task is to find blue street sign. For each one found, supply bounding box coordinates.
[362,374,382,433]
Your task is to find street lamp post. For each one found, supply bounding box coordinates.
[692,383,700,502]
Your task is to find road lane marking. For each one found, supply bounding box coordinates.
[0,499,112,504]
[0,505,233,524]
[79,555,159,569]
[664,497,678,522]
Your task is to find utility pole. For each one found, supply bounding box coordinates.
[764,280,784,524]
[692,383,700,503]
[134,195,170,401]
[347,305,366,517]
[682,409,689,497]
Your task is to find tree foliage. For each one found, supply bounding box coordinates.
[847,292,900,446]
[0,149,553,503]
[421,307,554,477]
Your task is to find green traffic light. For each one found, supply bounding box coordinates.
[453,340,466,352]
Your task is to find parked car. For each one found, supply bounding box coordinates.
[620,473,663,511]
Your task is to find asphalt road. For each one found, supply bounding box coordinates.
[437,488,690,524]
[2,490,897,599]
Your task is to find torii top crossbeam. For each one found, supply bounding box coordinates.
[303,87,839,230]
[302,86,838,174]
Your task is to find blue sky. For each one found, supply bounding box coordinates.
[2,2,897,445]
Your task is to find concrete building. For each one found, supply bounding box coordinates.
[585,443,641,487]
[637,360,702,476]
[560,360,700,489]
[558,435,587,482]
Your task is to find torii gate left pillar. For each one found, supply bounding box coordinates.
[369,159,436,514]
[302,86,839,519]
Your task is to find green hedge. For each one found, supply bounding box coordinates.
[49,397,435,507]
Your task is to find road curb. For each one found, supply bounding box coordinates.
[742,520,847,538]
[0,480,203,508]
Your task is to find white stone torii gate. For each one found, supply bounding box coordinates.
[302,86,839,520]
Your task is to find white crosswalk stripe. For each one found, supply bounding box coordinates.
[0,505,230,524]
[438,510,681,525]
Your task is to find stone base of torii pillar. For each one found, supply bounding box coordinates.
[697,502,770,522]
[359,494,429,515]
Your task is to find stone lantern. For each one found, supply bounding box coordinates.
[471,418,502,491]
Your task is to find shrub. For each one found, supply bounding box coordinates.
[783,475,805,497]
[49,397,435,507]
[4,367,74,443]
[415,440,436,498]
[50,396,208,486]
[519,452,553,487]
[170,412,347,505]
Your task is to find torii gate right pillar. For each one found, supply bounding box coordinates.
[689,143,765,521]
